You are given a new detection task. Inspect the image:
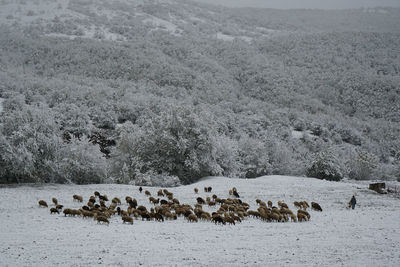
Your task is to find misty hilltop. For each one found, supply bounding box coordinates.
[0,0,399,185]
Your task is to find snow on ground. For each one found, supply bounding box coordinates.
[143,15,182,36]
[0,176,399,266]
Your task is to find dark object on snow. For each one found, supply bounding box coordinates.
[368,183,387,194]
[349,196,357,210]
[311,202,322,211]
[233,190,240,198]
[139,186,143,193]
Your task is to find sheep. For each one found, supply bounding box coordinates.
[290,213,297,222]
[232,190,240,198]
[125,196,132,204]
[157,189,164,197]
[73,195,83,202]
[139,186,143,193]
[212,194,218,199]
[56,204,63,210]
[144,190,151,196]
[141,212,151,221]
[297,210,310,220]
[94,191,100,197]
[95,214,110,225]
[99,194,108,201]
[137,205,147,213]
[52,198,58,206]
[50,208,59,214]
[187,214,198,222]
[294,201,302,209]
[311,202,323,212]
[112,197,121,205]
[278,201,289,209]
[212,214,225,225]
[81,205,90,211]
[81,210,94,218]
[204,187,208,192]
[196,197,206,204]
[154,213,164,222]
[165,212,177,220]
[149,197,160,205]
[267,201,273,208]
[207,187,212,192]
[172,198,180,205]
[300,201,309,210]
[228,189,233,196]
[166,192,174,200]
[38,200,48,208]
[223,216,235,225]
[128,199,138,209]
[122,215,134,224]
[229,213,242,223]
[194,188,198,194]
[160,199,169,205]
[63,208,73,216]
[297,213,307,222]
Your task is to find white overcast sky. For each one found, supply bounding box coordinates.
[192,0,400,9]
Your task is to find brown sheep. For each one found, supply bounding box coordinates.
[196,197,206,204]
[128,199,138,209]
[56,204,63,210]
[144,190,151,196]
[122,215,134,224]
[207,187,212,192]
[154,213,164,222]
[50,208,59,214]
[194,188,198,194]
[94,191,100,197]
[73,195,83,202]
[52,198,58,206]
[160,199,168,205]
[297,213,307,222]
[223,216,235,225]
[125,196,132,204]
[157,189,164,197]
[166,192,174,200]
[311,202,323,212]
[99,194,108,201]
[232,190,240,198]
[63,208,73,216]
[81,210,94,218]
[187,214,198,222]
[228,189,233,195]
[212,194,217,199]
[290,213,297,222]
[204,187,208,192]
[297,210,310,220]
[112,197,121,205]
[38,200,48,208]
[172,198,180,205]
[278,201,289,209]
[212,214,225,225]
[267,200,273,208]
[294,201,302,209]
[95,214,110,225]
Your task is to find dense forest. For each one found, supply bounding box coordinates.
[0,0,399,185]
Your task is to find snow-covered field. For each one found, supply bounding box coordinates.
[0,176,399,266]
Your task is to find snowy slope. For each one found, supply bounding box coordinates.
[0,176,399,266]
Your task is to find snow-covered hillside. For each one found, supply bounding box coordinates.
[0,176,399,266]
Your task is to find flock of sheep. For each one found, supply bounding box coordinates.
[37,186,323,226]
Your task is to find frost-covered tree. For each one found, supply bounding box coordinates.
[306,150,344,181]
[347,150,378,180]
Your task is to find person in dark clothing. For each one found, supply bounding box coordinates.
[350,195,357,209]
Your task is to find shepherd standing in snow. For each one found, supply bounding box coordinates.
[349,195,357,209]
